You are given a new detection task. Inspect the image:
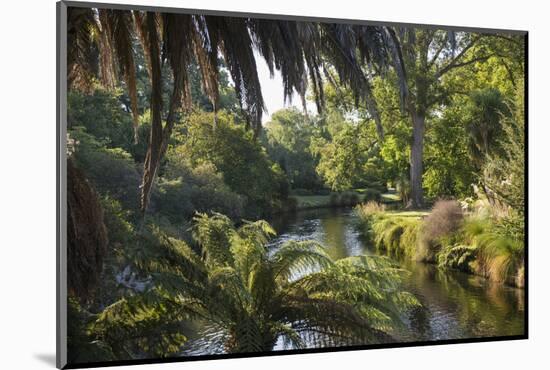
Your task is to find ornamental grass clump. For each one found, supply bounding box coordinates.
[417,200,464,263]
[372,217,420,259]
[355,201,386,221]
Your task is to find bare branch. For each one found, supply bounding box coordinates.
[428,41,447,68]
[435,36,481,78]
[438,54,495,78]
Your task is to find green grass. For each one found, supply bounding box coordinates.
[385,210,429,219]
[381,192,401,202]
[293,195,333,209]
[292,190,404,211]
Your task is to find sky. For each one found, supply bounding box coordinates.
[254,52,318,123]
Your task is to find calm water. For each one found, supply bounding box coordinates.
[181,207,524,355]
[270,207,525,343]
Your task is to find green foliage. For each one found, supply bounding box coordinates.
[437,244,477,273]
[357,207,524,287]
[69,127,141,214]
[68,88,150,162]
[465,88,508,164]
[482,81,525,218]
[424,106,477,199]
[314,115,373,191]
[371,217,421,259]
[154,162,245,223]
[356,202,386,221]
[363,188,382,202]
[91,295,189,358]
[67,297,116,364]
[68,88,135,150]
[264,108,323,190]
[461,216,524,286]
[94,213,420,354]
[170,111,290,218]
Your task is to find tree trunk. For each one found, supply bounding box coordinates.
[408,111,425,209]
[67,158,109,302]
[139,12,163,215]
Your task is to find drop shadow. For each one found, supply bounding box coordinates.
[34,353,56,367]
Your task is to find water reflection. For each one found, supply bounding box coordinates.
[182,207,524,355]
[270,207,525,342]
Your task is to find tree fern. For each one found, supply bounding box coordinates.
[79,213,421,358]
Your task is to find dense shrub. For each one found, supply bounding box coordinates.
[68,89,134,147]
[418,200,464,262]
[363,188,382,202]
[329,193,340,206]
[154,162,245,223]
[340,192,360,207]
[424,200,464,239]
[437,244,477,273]
[170,111,290,218]
[474,228,524,286]
[438,216,524,287]
[69,127,141,214]
[67,88,154,163]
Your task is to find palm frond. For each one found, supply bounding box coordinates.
[206,16,265,136]
[103,9,141,143]
[272,240,333,282]
[192,212,235,268]
[67,7,98,92]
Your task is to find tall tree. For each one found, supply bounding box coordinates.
[385,29,499,208]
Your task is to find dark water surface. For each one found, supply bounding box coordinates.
[270,207,525,343]
[181,207,524,355]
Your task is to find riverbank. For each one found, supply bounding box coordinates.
[291,189,401,211]
[268,207,524,343]
[355,201,525,288]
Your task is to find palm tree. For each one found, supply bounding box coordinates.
[66,7,389,215]
[90,213,419,356]
[466,88,506,165]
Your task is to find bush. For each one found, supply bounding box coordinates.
[438,216,524,286]
[329,193,340,206]
[418,200,464,262]
[68,89,134,150]
[154,162,245,223]
[338,192,360,207]
[363,188,382,202]
[171,111,290,218]
[437,244,477,273]
[69,127,141,215]
[475,231,524,286]
[424,200,464,239]
[355,201,386,221]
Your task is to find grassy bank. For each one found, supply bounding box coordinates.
[291,189,402,211]
[355,201,524,288]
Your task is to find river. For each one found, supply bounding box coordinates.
[181,207,525,355]
[270,207,525,343]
